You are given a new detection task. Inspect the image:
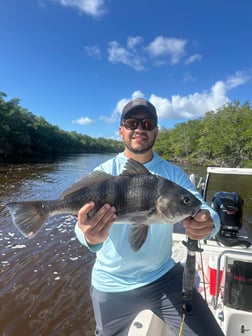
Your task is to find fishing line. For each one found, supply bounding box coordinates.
[198,241,207,302]
[179,311,186,336]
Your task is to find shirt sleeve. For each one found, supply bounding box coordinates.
[74,221,103,252]
[200,199,221,239]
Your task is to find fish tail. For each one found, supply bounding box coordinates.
[5,201,50,238]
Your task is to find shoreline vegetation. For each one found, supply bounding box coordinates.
[0,92,124,163]
[1,92,252,167]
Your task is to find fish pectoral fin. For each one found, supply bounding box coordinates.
[129,224,149,252]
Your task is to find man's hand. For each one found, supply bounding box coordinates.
[182,210,214,240]
[78,202,117,245]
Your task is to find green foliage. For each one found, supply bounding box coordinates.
[154,101,252,167]
[1,91,251,167]
[0,92,124,162]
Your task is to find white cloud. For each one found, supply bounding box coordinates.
[150,82,229,120]
[84,45,101,58]
[100,73,249,125]
[72,117,96,125]
[100,90,145,123]
[107,35,202,70]
[54,0,107,16]
[225,71,250,90]
[183,71,195,82]
[185,53,202,65]
[108,40,146,71]
[151,72,249,120]
[146,36,187,64]
[127,36,143,50]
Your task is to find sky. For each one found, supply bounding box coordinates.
[0,0,252,140]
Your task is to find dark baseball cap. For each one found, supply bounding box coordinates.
[120,98,158,124]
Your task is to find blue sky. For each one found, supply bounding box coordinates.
[0,0,251,139]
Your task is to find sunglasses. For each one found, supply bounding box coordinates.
[122,118,157,131]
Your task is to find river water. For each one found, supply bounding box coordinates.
[1,154,252,336]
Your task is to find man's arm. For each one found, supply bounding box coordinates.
[75,202,116,252]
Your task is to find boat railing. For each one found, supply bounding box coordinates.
[214,249,252,310]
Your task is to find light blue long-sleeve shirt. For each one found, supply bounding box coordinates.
[75,152,220,292]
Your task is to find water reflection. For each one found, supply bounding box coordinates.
[0,153,114,336]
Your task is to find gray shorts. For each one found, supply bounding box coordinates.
[90,263,224,336]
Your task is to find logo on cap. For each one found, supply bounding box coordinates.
[132,98,149,107]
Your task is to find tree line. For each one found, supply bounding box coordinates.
[1,91,251,167]
[154,100,252,167]
[0,92,124,162]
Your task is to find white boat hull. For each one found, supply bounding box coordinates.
[128,233,252,336]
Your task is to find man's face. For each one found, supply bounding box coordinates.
[119,111,158,155]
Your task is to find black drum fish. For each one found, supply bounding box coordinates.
[6,159,201,251]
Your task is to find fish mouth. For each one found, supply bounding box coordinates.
[191,205,202,218]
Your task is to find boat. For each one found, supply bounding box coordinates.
[128,167,252,336]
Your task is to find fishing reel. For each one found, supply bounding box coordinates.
[211,191,251,248]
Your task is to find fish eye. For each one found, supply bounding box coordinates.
[183,196,190,205]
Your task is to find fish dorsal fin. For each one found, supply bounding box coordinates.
[60,170,113,199]
[60,159,150,199]
[121,159,151,176]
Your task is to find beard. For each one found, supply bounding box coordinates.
[124,134,157,154]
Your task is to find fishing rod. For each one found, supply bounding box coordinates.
[182,238,203,310]
[179,237,203,335]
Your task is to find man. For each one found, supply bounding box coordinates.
[75,98,224,335]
